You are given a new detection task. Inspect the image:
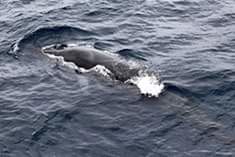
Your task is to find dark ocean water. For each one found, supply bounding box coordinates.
[0,0,235,156]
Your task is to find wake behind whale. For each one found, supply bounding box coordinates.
[41,43,164,97]
[11,26,164,97]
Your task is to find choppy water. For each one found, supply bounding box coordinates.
[0,0,235,156]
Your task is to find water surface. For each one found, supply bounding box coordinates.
[0,0,235,156]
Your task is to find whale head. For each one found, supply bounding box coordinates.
[41,43,99,69]
[42,43,68,55]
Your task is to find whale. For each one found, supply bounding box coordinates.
[42,44,140,82]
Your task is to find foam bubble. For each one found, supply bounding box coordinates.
[127,71,164,97]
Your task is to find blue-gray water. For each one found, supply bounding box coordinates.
[0,0,235,156]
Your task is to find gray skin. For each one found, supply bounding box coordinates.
[42,45,139,82]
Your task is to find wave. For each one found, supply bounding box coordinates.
[13,25,151,61]
[13,25,96,54]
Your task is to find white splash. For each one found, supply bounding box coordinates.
[44,53,112,78]
[89,65,112,78]
[66,43,79,47]
[44,53,79,70]
[127,71,164,97]
[13,43,20,52]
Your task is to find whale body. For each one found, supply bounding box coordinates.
[42,44,140,82]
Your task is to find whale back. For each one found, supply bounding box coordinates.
[42,45,139,81]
